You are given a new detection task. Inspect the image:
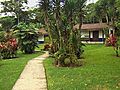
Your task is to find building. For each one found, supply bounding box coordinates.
[74,23,109,42]
[38,23,112,43]
[38,28,48,44]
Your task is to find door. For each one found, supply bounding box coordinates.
[93,31,99,41]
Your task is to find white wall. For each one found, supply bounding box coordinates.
[99,31,103,38]
[38,35,44,41]
[104,34,106,38]
[90,31,93,38]
[81,30,106,39]
[81,31,89,38]
[109,27,115,34]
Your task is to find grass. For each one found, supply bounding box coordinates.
[0,44,44,90]
[44,44,120,90]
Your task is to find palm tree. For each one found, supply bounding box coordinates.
[53,0,87,66]
[38,0,87,66]
[75,0,87,58]
[39,0,53,44]
[53,0,63,48]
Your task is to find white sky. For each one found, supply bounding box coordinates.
[0,0,98,12]
[28,0,39,8]
[0,0,98,7]
[87,0,98,5]
[0,0,39,8]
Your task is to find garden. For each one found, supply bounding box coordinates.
[0,0,120,90]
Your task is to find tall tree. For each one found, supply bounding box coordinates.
[1,0,28,24]
[39,0,53,44]
[38,0,87,67]
[54,0,87,66]
[84,3,99,23]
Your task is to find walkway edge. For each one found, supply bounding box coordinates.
[12,51,49,90]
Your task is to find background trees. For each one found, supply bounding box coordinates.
[0,16,15,32]
[88,0,120,56]
[1,0,28,24]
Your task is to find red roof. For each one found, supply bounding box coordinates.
[74,23,109,31]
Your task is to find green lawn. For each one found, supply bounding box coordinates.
[0,44,44,90]
[44,45,120,90]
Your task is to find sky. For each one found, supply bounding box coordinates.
[0,0,39,8]
[28,0,98,7]
[0,0,98,12]
[86,0,98,5]
[27,0,39,8]
[0,0,98,8]
[0,0,98,17]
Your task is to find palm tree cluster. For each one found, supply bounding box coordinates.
[39,0,87,67]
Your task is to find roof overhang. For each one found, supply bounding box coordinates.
[74,23,109,31]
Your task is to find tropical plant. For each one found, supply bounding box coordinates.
[114,22,120,56]
[38,0,86,67]
[0,32,17,59]
[15,22,39,54]
[39,0,53,44]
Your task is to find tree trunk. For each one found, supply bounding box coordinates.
[105,14,109,25]
[55,0,63,49]
[44,12,53,44]
[78,12,83,44]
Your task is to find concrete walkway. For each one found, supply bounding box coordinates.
[12,52,49,90]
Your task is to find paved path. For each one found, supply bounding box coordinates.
[12,52,49,90]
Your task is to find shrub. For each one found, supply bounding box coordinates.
[105,35,117,46]
[105,33,120,57]
[15,23,39,54]
[0,38,17,59]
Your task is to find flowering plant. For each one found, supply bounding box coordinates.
[0,38,18,59]
[105,34,119,57]
[105,34,117,46]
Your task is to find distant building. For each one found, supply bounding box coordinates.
[38,28,48,44]
[74,23,110,42]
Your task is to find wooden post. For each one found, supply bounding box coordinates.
[89,31,90,41]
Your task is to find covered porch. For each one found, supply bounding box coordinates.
[74,23,109,42]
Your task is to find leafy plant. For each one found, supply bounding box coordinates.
[15,22,39,54]
[114,22,120,57]
[0,32,18,59]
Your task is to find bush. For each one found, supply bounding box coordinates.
[0,38,17,59]
[54,47,84,67]
[105,35,117,47]
[15,23,39,54]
